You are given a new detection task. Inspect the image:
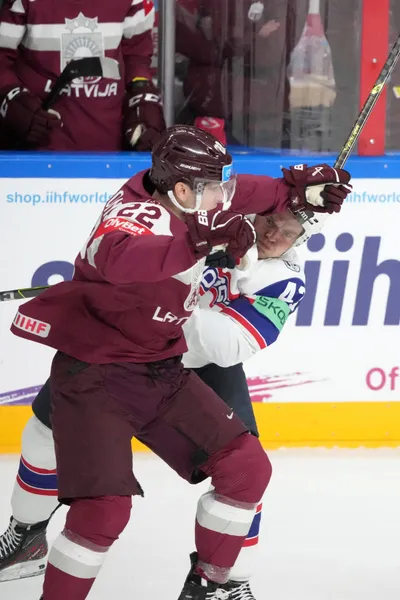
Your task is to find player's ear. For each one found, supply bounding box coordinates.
[173,182,194,208]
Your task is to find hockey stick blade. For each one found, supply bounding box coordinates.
[97,57,121,80]
[42,57,121,110]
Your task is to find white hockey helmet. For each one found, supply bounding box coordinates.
[292,209,329,247]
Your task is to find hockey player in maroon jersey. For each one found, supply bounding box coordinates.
[5,126,351,599]
[9,124,268,600]
[0,0,165,150]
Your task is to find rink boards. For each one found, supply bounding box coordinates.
[0,153,399,451]
[0,402,399,453]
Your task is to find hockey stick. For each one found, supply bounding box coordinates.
[0,286,49,303]
[42,57,121,110]
[1,36,400,303]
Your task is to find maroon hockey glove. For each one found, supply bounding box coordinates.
[124,79,166,151]
[0,86,61,146]
[282,163,352,214]
[186,209,256,261]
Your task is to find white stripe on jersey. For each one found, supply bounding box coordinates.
[22,23,125,52]
[0,22,26,49]
[123,7,154,38]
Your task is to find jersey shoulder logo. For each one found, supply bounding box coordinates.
[283,260,301,273]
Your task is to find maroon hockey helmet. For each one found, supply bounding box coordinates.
[149,125,236,211]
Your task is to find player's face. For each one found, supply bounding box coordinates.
[254,210,304,258]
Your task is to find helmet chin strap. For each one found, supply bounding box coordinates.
[221,187,231,210]
[167,190,203,213]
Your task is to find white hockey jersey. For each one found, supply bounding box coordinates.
[182,244,306,368]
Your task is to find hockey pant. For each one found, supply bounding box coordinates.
[12,364,264,582]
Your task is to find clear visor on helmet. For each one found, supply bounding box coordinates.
[192,171,237,212]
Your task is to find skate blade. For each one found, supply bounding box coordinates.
[0,557,47,582]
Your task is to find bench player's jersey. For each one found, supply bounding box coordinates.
[10,172,292,364]
[0,0,154,150]
[182,241,305,368]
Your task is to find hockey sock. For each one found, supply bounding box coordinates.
[195,434,272,583]
[42,495,131,600]
[229,502,263,581]
[12,416,58,524]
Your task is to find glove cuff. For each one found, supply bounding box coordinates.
[281,166,308,211]
[127,78,156,93]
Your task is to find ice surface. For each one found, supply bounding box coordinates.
[1,448,400,600]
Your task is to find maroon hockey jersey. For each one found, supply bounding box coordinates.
[10,171,292,364]
[0,0,154,150]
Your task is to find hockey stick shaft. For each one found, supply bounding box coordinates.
[0,286,49,302]
[334,33,400,169]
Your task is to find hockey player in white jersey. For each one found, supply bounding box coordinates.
[184,210,306,371]
[180,209,308,599]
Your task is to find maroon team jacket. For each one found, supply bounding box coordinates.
[0,0,154,151]
[10,171,292,364]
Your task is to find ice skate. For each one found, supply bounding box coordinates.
[0,517,48,582]
[178,552,230,600]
